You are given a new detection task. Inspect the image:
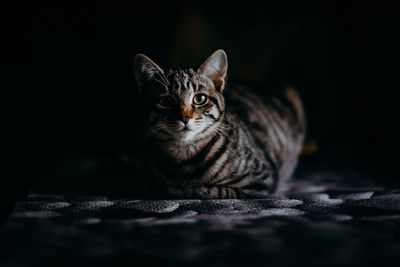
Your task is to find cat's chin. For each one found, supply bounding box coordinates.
[175,129,199,143]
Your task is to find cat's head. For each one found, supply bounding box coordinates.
[134,49,228,143]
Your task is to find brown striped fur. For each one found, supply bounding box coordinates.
[134,50,305,198]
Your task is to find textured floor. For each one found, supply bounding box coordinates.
[1,169,400,267]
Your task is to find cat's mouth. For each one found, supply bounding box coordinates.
[177,126,192,133]
[172,121,207,141]
[174,124,200,141]
[176,123,193,132]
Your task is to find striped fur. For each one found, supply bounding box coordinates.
[134,50,305,198]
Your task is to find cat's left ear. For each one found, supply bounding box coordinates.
[197,49,228,92]
[134,54,164,92]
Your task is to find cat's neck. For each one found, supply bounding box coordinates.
[158,133,216,161]
[149,126,224,163]
[147,117,229,163]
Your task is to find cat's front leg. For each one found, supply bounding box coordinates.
[165,185,243,199]
[192,185,246,199]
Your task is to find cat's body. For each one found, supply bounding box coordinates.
[134,50,305,198]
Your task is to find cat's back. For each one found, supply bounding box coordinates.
[225,83,306,182]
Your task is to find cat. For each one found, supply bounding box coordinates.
[133,49,305,198]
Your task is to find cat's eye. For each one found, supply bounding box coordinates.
[158,95,175,107]
[193,94,208,105]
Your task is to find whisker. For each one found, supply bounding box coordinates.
[216,123,231,139]
[143,124,171,139]
[216,129,229,139]
[151,77,168,88]
[158,73,170,86]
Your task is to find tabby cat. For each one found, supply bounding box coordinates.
[134,49,305,198]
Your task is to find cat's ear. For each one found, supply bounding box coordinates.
[197,49,228,91]
[134,54,164,92]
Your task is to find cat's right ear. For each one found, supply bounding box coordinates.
[134,54,164,93]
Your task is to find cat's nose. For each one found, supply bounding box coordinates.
[180,106,193,125]
[182,116,191,125]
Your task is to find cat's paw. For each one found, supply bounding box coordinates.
[195,186,241,199]
[194,186,215,199]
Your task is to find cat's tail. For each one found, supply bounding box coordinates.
[276,84,307,193]
[283,84,306,129]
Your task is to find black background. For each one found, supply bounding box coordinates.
[1,1,399,219]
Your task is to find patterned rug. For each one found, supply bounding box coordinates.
[1,169,400,266]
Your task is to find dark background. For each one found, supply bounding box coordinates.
[1,1,398,219]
